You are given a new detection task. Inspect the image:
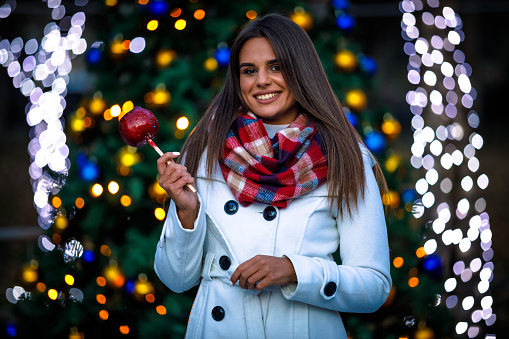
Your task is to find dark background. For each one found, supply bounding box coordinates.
[1,0,507,335]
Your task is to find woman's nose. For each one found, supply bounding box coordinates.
[256,70,271,87]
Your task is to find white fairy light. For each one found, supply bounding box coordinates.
[1,2,88,228]
[401,1,495,335]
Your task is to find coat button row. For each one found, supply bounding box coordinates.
[219,255,231,270]
[224,200,239,215]
[224,201,278,221]
[263,206,277,221]
[324,282,337,297]
[211,306,225,321]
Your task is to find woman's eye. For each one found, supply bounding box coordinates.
[270,65,280,71]
[242,69,256,74]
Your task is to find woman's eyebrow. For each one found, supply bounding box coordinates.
[239,59,278,69]
[239,62,254,68]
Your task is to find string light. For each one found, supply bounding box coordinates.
[401,1,495,336]
[0,3,88,230]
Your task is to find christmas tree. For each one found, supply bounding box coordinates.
[4,0,454,337]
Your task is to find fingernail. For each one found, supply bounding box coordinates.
[172,152,180,156]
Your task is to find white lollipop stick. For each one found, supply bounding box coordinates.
[147,139,197,193]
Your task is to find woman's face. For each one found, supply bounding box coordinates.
[238,38,298,125]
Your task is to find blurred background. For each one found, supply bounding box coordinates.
[0,0,507,338]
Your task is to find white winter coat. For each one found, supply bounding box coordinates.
[154,145,392,338]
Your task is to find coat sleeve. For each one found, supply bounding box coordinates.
[154,194,206,293]
[281,148,392,313]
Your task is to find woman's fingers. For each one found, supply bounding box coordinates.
[156,152,181,176]
[230,255,297,291]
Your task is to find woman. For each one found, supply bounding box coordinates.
[154,13,391,339]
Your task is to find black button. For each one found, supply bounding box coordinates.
[263,206,277,221]
[211,306,225,321]
[219,256,231,270]
[324,282,337,297]
[224,200,239,215]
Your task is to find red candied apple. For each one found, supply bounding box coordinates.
[119,106,159,147]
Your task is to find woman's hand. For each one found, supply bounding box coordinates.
[157,152,198,229]
[230,255,297,291]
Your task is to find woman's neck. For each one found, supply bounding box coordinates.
[264,122,290,139]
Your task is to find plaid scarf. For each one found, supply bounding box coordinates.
[219,112,327,208]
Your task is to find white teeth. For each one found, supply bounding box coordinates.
[256,93,278,100]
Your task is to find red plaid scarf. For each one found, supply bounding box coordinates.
[219,112,327,208]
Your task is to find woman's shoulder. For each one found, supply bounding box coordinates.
[358,142,376,168]
[193,148,224,182]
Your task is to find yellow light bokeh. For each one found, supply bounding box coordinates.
[156,305,167,315]
[52,196,62,208]
[108,181,120,194]
[99,310,109,320]
[175,19,186,30]
[154,208,166,221]
[122,101,134,113]
[147,20,159,31]
[382,190,400,209]
[385,154,401,173]
[48,289,58,300]
[110,41,124,54]
[138,0,148,4]
[96,294,106,304]
[65,274,75,286]
[334,50,357,72]
[416,247,426,258]
[289,11,313,32]
[408,277,419,288]
[110,104,121,117]
[156,49,176,68]
[153,89,171,105]
[176,116,189,130]
[100,245,112,257]
[246,10,257,20]
[105,0,117,6]
[91,183,104,197]
[22,266,38,283]
[393,257,404,268]
[135,280,154,295]
[204,57,218,72]
[55,215,69,230]
[153,182,166,195]
[97,276,107,287]
[90,98,106,115]
[120,195,132,207]
[71,117,86,132]
[345,89,367,112]
[194,9,205,20]
[119,326,129,335]
[120,153,138,167]
[382,119,402,139]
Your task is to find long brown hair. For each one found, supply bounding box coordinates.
[179,13,386,218]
